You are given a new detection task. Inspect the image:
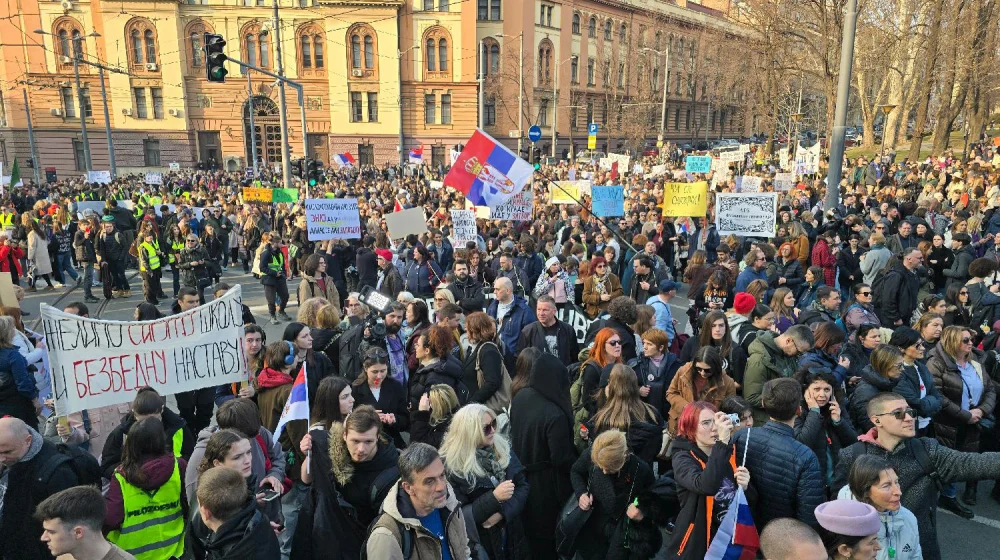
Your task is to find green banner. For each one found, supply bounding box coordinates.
[272,188,299,203]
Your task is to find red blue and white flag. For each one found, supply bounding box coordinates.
[273,364,309,441]
[333,152,355,167]
[409,145,423,165]
[705,486,760,560]
[444,129,533,209]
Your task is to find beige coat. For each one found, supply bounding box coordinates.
[27,230,53,275]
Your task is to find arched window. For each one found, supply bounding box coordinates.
[572,13,580,34]
[619,23,626,43]
[246,34,257,66]
[126,18,158,70]
[259,36,270,67]
[422,27,451,78]
[604,19,612,41]
[638,26,645,48]
[190,33,203,66]
[537,41,553,84]
[185,20,213,69]
[438,39,448,71]
[347,24,378,78]
[54,17,87,69]
[655,31,662,51]
[298,24,325,72]
[489,43,500,74]
[364,36,374,68]
[301,36,312,68]
[58,30,70,59]
[314,37,324,68]
[426,38,436,71]
[351,35,362,67]
[588,17,596,38]
[242,24,271,71]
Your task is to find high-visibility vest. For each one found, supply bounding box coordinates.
[107,461,185,560]
[171,428,183,457]
[169,240,183,264]
[139,241,160,272]
[268,251,284,275]
[0,213,12,227]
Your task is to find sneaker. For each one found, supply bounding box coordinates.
[111,290,121,298]
[85,296,100,303]
[269,315,280,325]
[54,283,64,288]
[44,285,55,291]
[124,289,132,298]
[26,286,37,293]
[277,311,292,322]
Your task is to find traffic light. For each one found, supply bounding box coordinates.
[204,33,228,83]
[307,159,323,187]
[292,158,304,178]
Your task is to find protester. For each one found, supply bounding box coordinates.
[35,486,135,560]
[410,384,459,449]
[813,499,882,560]
[838,455,922,559]
[190,466,281,560]
[793,368,857,496]
[889,327,942,437]
[743,325,815,424]
[517,295,580,364]
[100,387,194,479]
[352,348,409,449]
[760,518,827,560]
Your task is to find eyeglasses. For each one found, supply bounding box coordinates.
[960,291,969,296]
[483,418,497,436]
[962,337,972,344]
[607,339,622,346]
[186,239,198,243]
[874,408,916,420]
[595,264,607,269]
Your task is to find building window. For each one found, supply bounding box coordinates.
[485,98,496,126]
[350,92,362,122]
[299,25,326,72]
[656,31,662,51]
[617,62,624,88]
[260,36,270,67]
[426,39,436,71]
[539,98,549,126]
[588,17,596,38]
[652,66,659,90]
[423,0,433,10]
[364,36,374,68]
[539,4,553,26]
[351,35,362,67]
[52,18,88,64]
[301,36,311,67]
[586,101,593,125]
[587,58,595,86]
[604,20,612,41]
[134,88,148,119]
[438,0,449,11]
[638,26,645,48]
[367,92,378,121]
[246,35,257,67]
[242,25,271,71]
[673,108,680,130]
[441,94,452,124]
[572,13,580,34]
[143,140,160,166]
[685,109,691,130]
[478,0,488,20]
[190,32,203,66]
[144,30,156,63]
[126,19,158,69]
[423,28,452,77]
[489,43,500,74]
[619,23,626,43]
[570,56,578,83]
[425,94,436,124]
[151,88,163,119]
[439,39,448,71]
[601,101,607,124]
[81,88,92,117]
[73,140,86,170]
[61,87,75,118]
[131,30,143,64]
[570,106,578,128]
[491,0,500,19]
[314,38,324,68]
[603,60,610,87]
[537,41,552,84]
[58,30,71,59]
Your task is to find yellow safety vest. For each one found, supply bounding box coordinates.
[139,241,160,272]
[0,214,12,227]
[169,240,184,264]
[107,461,185,560]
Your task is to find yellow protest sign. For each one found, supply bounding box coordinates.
[550,181,580,204]
[243,187,273,203]
[662,181,709,217]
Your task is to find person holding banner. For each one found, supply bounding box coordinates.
[100,387,196,480]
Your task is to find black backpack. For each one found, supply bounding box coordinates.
[37,443,103,488]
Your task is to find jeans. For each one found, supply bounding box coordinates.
[264,278,289,316]
[279,481,308,560]
[109,260,129,291]
[82,262,95,298]
[169,266,180,296]
[943,482,957,498]
[56,253,78,282]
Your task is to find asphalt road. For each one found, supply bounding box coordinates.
[19,268,1000,559]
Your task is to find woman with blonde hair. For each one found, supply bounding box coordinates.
[433,286,456,311]
[770,287,799,333]
[586,364,663,463]
[439,403,531,559]
[0,315,36,429]
[295,296,328,327]
[410,383,460,448]
[788,221,811,268]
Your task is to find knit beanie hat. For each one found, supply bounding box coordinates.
[733,292,756,315]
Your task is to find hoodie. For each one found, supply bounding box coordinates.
[104,454,188,531]
[190,496,281,560]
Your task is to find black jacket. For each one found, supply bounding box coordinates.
[73,229,97,263]
[895,360,943,423]
[943,244,975,290]
[409,356,467,410]
[100,408,195,479]
[259,245,286,287]
[631,353,678,420]
[873,262,920,326]
[509,353,576,558]
[771,258,804,290]
[0,439,79,560]
[190,496,281,560]
[733,421,824,528]
[97,227,127,263]
[516,320,581,366]
[837,247,863,289]
[448,451,531,560]
[849,365,901,433]
[793,406,858,490]
[409,410,452,449]
[462,342,504,405]
[352,378,410,449]
[447,276,486,315]
[356,247,378,291]
[311,327,343,372]
[377,265,404,300]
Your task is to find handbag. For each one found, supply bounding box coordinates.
[554,472,593,557]
[476,341,512,415]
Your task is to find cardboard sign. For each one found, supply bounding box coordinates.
[591,185,625,218]
[550,181,580,204]
[662,182,709,217]
[491,191,533,221]
[385,207,429,239]
[169,162,181,171]
[41,287,249,416]
[736,176,762,193]
[243,187,273,203]
[716,192,778,237]
[774,173,796,191]
[304,198,362,240]
[450,209,478,246]
[87,171,112,184]
[144,172,163,185]
[685,156,712,174]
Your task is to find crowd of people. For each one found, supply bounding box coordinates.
[4,137,1000,560]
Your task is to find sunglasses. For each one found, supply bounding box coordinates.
[875,408,916,420]
[695,365,712,374]
[365,347,389,359]
[483,418,497,436]
[607,339,622,346]
[962,337,972,344]
[860,291,872,296]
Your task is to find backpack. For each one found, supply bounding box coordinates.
[37,443,102,488]
[360,515,413,560]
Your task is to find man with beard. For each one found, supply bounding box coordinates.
[627,256,659,303]
[381,302,410,386]
[447,258,485,315]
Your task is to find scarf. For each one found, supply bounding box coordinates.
[476,446,506,482]
[594,271,611,295]
[386,335,407,385]
[811,299,841,320]
[257,367,293,389]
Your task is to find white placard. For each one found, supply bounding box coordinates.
[650,164,667,177]
[737,176,762,193]
[169,162,181,171]
[144,172,163,185]
[718,150,744,164]
[87,171,112,184]
[304,198,362,240]
[429,180,444,190]
[75,201,106,219]
[607,153,631,171]
[450,209,477,247]
[715,192,778,237]
[491,191,533,221]
[41,287,248,416]
[774,173,796,191]
[385,207,429,238]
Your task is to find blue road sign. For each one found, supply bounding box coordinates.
[528,125,542,143]
[588,123,599,136]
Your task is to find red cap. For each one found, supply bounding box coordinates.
[375,249,393,261]
[733,292,756,315]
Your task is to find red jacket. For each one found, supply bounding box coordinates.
[0,244,24,276]
[811,238,837,287]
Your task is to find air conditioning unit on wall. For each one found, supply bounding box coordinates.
[351,69,363,77]
[60,0,73,11]
[122,108,133,116]
[145,63,158,71]
[50,108,64,117]
[168,108,181,117]
[60,56,72,64]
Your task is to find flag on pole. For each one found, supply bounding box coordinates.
[333,152,356,168]
[9,158,20,189]
[394,199,404,213]
[273,364,309,441]
[444,129,533,209]
[704,486,759,559]
[409,145,423,165]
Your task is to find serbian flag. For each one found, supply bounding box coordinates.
[409,145,423,165]
[394,199,404,213]
[705,486,760,560]
[333,152,355,167]
[273,364,309,441]
[444,129,533,209]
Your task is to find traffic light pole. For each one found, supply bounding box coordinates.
[226,57,310,197]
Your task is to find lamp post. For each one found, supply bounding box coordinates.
[877,103,897,165]
[823,0,859,212]
[553,54,578,158]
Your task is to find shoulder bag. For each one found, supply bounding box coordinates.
[476,341,512,416]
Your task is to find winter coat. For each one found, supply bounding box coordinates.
[311,326,343,371]
[377,265,405,299]
[796,281,824,310]
[365,480,471,560]
[447,451,531,560]
[733,421,824,528]
[861,244,891,286]
[943,244,975,290]
[743,333,801,425]
[352,378,410,449]
[509,353,577,559]
[849,365,902,433]
[793,234,811,268]
[926,343,996,452]
[0,345,34,426]
[835,430,1000,560]
[73,229,97,263]
[486,297,536,359]
[104,454,189,532]
[462,342,505,405]
[667,438,758,560]
[837,247,864,290]
[297,273,340,308]
[427,239,455,272]
[516,319,580,366]
[887,233,920,257]
[327,421,401,531]
[256,368,307,480]
[811,238,837,287]
[0,436,79,560]
[258,245,287,287]
[927,245,953,290]
[873,262,920,327]
[895,360,943,425]
[797,301,839,329]
[580,273,623,318]
[356,247,378,291]
[448,276,486,315]
[793,406,858,491]
[666,362,738,435]
[26,230,52,275]
[403,258,444,296]
[0,243,24,276]
[836,485,923,560]
[800,346,850,385]
[771,258,804,291]
[631,353,677,420]
[178,244,211,287]
[184,425,286,523]
[734,266,768,294]
[409,410,452,449]
[409,356,467,411]
[190,495,280,560]
[100,408,195,479]
[842,302,880,334]
[97,227,127,263]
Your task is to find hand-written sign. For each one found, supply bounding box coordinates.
[591,185,624,217]
[774,173,796,191]
[385,207,429,238]
[272,188,299,203]
[144,172,163,185]
[450,209,478,246]
[685,155,712,174]
[491,190,533,221]
[662,181,709,217]
[550,181,580,204]
[304,198,361,240]
[41,287,249,416]
[243,187,273,203]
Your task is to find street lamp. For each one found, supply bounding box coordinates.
[641,46,670,153]
[789,112,805,160]
[877,103,897,164]
[553,54,578,158]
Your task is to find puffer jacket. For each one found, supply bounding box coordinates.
[793,406,858,491]
[849,365,901,433]
[842,302,881,334]
[943,244,975,290]
[743,333,800,425]
[408,356,467,411]
[926,343,996,452]
[894,360,943,425]
[771,257,804,291]
[365,480,471,560]
[733,421,824,529]
[835,429,1000,560]
[798,348,849,386]
[666,362,738,435]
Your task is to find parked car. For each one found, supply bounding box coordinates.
[575,150,607,161]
